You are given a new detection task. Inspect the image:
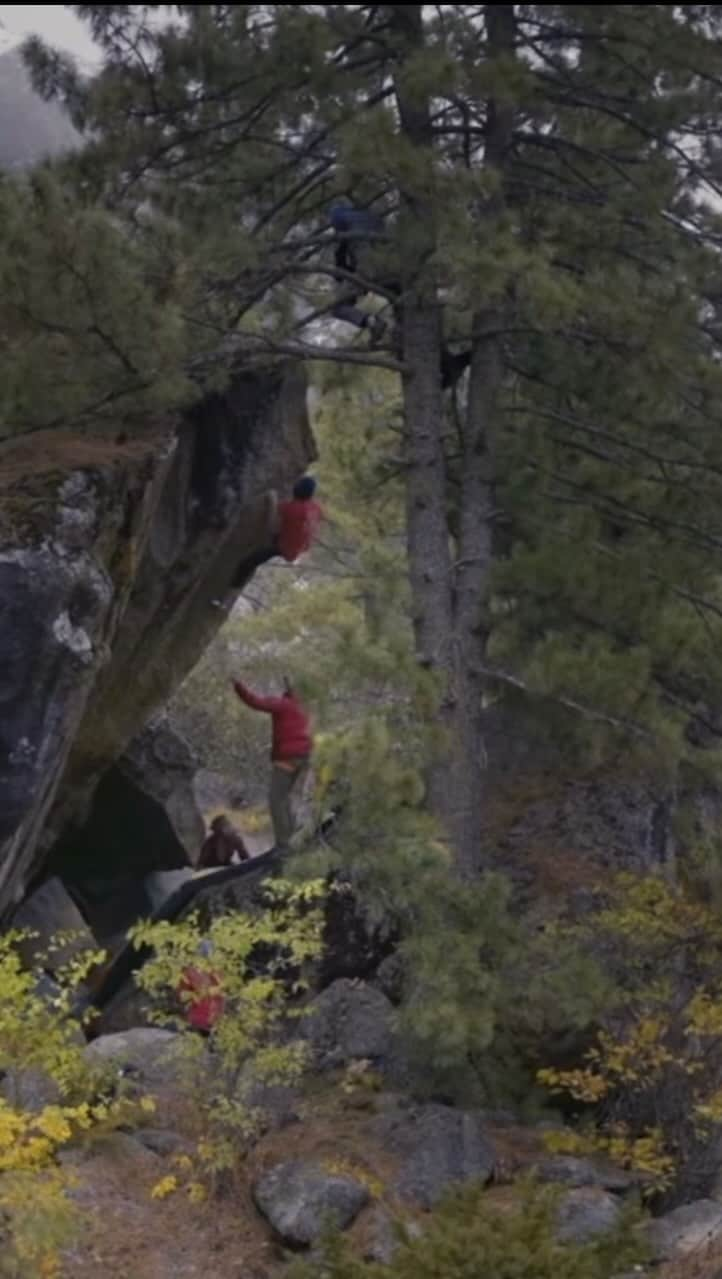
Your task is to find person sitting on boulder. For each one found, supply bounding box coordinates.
[232,676,313,852]
[197,814,250,869]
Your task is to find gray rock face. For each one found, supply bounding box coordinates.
[84,1028,190,1089]
[374,1102,496,1208]
[555,1187,623,1244]
[119,716,205,860]
[10,875,98,974]
[49,719,202,942]
[300,979,395,1070]
[252,1159,369,1246]
[1,362,313,922]
[0,537,114,916]
[647,1199,722,1262]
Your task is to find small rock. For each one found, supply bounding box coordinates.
[300,979,394,1070]
[556,1187,623,1244]
[134,1128,186,1157]
[647,1198,722,1262]
[0,1067,60,1113]
[84,1027,193,1089]
[363,1207,422,1265]
[373,1101,496,1209]
[252,1158,370,1247]
[537,1155,636,1194]
[59,1131,160,1171]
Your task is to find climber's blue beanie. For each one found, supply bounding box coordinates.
[293,475,317,500]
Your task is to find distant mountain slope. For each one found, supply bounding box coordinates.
[0,48,79,169]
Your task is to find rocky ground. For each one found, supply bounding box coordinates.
[24,985,722,1278]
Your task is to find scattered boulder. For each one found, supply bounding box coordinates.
[555,1187,623,1244]
[647,1198,722,1262]
[252,1158,370,1247]
[373,1101,496,1209]
[300,979,395,1071]
[537,1154,636,1195]
[84,1028,192,1089]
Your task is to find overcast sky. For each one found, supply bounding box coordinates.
[0,5,99,62]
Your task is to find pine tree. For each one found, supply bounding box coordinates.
[0,169,190,439]
[25,6,722,876]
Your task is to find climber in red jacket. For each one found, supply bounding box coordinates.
[276,475,323,562]
[230,476,323,587]
[233,677,313,851]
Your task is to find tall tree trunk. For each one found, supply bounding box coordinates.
[446,4,517,876]
[391,3,516,878]
[390,4,456,826]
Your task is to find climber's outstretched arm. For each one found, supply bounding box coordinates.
[233,680,285,713]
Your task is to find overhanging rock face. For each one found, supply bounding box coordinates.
[0,361,313,920]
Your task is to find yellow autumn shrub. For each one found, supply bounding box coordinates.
[0,929,152,1276]
[128,877,325,1196]
[537,873,722,1196]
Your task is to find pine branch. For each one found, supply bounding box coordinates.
[478,664,653,738]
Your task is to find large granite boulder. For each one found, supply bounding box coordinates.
[84,1028,192,1090]
[1,361,313,923]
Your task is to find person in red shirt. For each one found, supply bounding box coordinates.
[275,475,323,563]
[229,476,323,587]
[233,677,313,851]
